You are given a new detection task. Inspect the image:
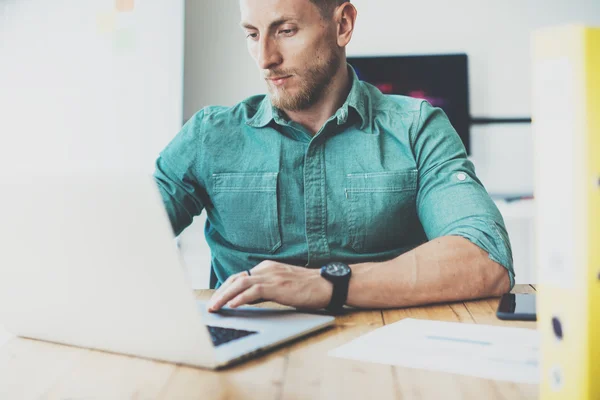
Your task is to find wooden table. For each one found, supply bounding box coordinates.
[0,285,538,400]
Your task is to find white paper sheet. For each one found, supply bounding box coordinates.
[329,318,539,384]
[0,325,14,348]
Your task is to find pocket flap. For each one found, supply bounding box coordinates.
[346,170,417,192]
[213,172,278,193]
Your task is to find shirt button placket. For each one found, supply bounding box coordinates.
[303,140,331,267]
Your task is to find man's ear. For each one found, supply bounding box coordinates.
[334,3,357,48]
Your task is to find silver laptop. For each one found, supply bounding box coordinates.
[0,173,334,369]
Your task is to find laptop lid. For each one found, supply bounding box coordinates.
[0,174,218,368]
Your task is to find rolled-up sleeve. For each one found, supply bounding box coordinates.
[412,101,515,289]
[153,110,207,237]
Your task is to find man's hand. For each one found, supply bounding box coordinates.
[207,261,333,312]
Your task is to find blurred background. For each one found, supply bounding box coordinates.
[1,0,599,288]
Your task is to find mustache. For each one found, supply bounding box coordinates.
[263,70,295,79]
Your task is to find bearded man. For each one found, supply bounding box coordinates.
[153,0,514,314]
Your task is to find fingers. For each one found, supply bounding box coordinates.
[207,274,255,312]
[227,284,264,309]
[214,271,247,296]
[207,261,283,312]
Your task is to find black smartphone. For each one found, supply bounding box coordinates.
[496,293,537,321]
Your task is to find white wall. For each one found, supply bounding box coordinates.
[184,0,263,120]
[0,0,189,292]
[0,0,185,174]
[181,0,600,287]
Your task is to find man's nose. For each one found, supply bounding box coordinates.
[257,37,282,70]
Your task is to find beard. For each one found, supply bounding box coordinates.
[265,49,342,112]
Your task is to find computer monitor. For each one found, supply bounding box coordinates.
[348,54,471,154]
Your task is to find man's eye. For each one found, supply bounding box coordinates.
[279,29,295,36]
[246,33,258,40]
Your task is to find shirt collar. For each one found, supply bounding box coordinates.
[246,64,370,131]
[246,95,276,128]
[338,64,369,130]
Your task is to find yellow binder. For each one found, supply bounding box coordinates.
[532,25,600,399]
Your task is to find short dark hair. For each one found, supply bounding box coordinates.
[309,0,349,18]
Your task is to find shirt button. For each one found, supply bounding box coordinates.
[457,173,467,181]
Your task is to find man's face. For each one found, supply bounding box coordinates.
[240,0,341,111]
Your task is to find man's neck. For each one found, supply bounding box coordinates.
[283,64,351,136]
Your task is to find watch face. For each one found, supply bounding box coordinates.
[326,262,350,277]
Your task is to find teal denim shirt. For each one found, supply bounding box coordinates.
[154,66,515,289]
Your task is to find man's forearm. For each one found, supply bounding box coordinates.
[346,236,511,309]
[206,236,511,313]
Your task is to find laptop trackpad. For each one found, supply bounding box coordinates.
[197,300,321,332]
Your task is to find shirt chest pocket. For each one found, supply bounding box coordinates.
[212,172,282,253]
[344,170,418,253]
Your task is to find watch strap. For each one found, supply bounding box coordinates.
[321,264,351,313]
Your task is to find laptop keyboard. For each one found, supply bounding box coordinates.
[206,325,258,347]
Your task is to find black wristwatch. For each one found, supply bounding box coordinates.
[320,261,352,313]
